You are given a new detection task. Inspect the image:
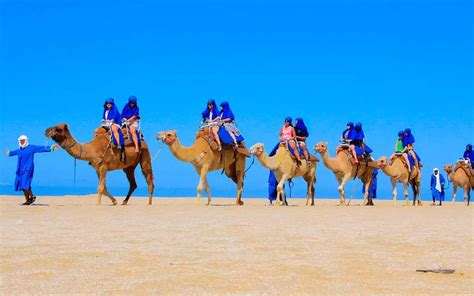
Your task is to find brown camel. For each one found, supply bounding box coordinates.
[443,162,473,206]
[249,143,317,206]
[45,123,154,205]
[314,142,375,206]
[376,156,423,206]
[156,130,246,206]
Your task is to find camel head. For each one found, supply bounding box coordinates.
[314,142,328,154]
[157,130,177,145]
[249,143,265,157]
[376,156,388,169]
[443,164,453,173]
[45,123,71,144]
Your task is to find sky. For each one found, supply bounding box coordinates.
[0,0,472,200]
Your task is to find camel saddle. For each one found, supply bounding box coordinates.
[100,126,144,146]
[339,149,378,168]
[278,143,319,162]
[195,128,251,157]
[455,161,474,179]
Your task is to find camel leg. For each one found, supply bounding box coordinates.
[338,174,351,206]
[403,182,409,206]
[276,175,288,206]
[196,165,210,205]
[391,178,397,206]
[416,183,423,206]
[363,181,372,206]
[204,177,211,206]
[452,185,457,205]
[122,166,138,205]
[462,185,468,206]
[97,166,117,205]
[411,182,417,206]
[139,149,154,205]
[235,168,245,206]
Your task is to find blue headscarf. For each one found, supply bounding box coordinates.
[103,98,122,125]
[294,117,309,137]
[285,116,293,126]
[201,99,219,120]
[402,128,415,147]
[398,130,404,137]
[352,122,365,141]
[464,144,473,161]
[342,122,355,140]
[121,96,140,120]
[220,101,235,120]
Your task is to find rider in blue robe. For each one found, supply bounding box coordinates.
[352,122,373,157]
[6,135,58,205]
[219,101,243,149]
[102,98,123,148]
[464,144,473,168]
[121,96,141,152]
[294,117,310,162]
[201,99,220,122]
[402,128,421,168]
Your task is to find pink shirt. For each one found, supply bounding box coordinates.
[281,126,293,141]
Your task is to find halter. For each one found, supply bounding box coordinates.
[62,138,83,159]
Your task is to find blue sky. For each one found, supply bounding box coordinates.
[0,0,472,199]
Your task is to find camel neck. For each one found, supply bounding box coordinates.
[255,149,280,171]
[61,136,94,161]
[320,149,339,171]
[169,138,198,163]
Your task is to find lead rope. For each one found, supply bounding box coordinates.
[244,155,256,174]
[152,142,165,162]
[346,180,359,206]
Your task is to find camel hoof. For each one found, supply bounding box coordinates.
[121,201,128,206]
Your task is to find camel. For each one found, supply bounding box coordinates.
[249,143,318,206]
[443,163,473,206]
[376,156,423,206]
[45,123,154,205]
[156,130,247,206]
[314,142,375,206]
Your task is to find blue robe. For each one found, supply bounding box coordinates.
[121,103,140,120]
[103,104,122,125]
[268,143,281,202]
[430,174,445,201]
[362,169,378,198]
[202,99,220,121]
[8,145,53,191]
[464,145,473,168]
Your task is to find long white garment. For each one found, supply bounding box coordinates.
[435,173,442,192]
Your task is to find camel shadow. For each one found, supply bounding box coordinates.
[29,204,50,207]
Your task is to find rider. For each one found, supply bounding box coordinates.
[201,99,222,150]
[219,101,241,150]
[102,98,122,149]
[391,130,411,172]
[352,122,372,161]
[340,122,358,163]
[402,128,420,169]
[121,96,140,152]
[294,117,310,165]
[279,116,302,165]
[464,144,473,168]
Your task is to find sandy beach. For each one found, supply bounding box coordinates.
[0,195,472,294]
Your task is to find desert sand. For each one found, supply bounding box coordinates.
[0,195,473,295]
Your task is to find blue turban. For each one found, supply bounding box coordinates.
[295,117,309,137]
[220,101,235,120]
[398,130,404,137]
[202,99,219,120]
[342,122,355,140]
[121,96,140,120]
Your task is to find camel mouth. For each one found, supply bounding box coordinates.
[45,124,68,144]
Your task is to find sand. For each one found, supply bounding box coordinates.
[0,195,473,295]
